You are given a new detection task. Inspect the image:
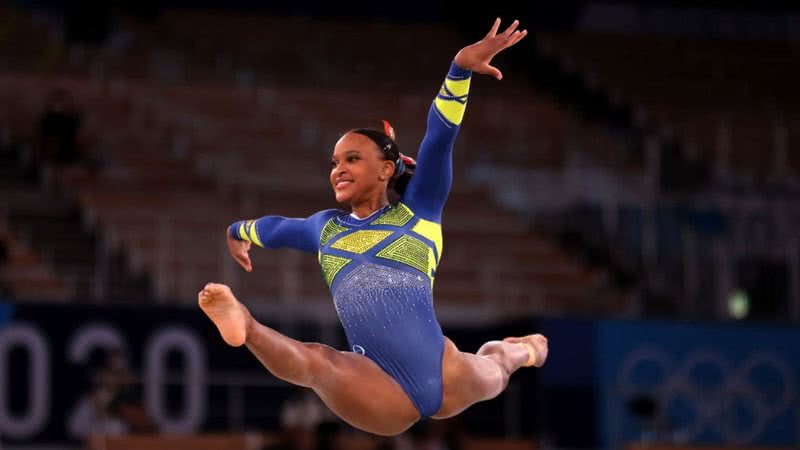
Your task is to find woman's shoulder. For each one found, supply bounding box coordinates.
[310,208,348,221]
[300,209,348,235]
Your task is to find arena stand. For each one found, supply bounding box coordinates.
[0,9,632,319]
[528,30,800,319]
[542,32,800,181]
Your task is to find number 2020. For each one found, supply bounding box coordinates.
[0,323,207,440]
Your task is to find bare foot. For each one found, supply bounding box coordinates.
[198,283,248,347]
[504,334,548,368]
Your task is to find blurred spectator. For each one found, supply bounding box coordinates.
[264,426,315,450]
[68,383,128,438]
[97,347,153,433]
[38,88,81,168]
[406,420,461,450]
[315,420,347,450]
[265,388,338,450]
[68,347,153,439]
[36,88,103,187]
[280,388,335,432]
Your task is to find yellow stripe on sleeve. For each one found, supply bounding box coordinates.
[434,98,467,126]
[444,77,470,97]
[245,220,264,247]
[434,76,470,126]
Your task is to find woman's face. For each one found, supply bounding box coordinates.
[330,132,394,205]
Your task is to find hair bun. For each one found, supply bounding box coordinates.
[381,119,396,141]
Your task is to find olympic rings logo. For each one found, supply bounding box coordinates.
[616,346,797,444]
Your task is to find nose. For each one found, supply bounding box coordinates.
[331,168,343,184]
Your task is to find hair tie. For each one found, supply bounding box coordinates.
[395,157,406,177]
[395,153,416,177]
[400,154,416,166]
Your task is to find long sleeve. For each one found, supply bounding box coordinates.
[402,61,472,222]
[229,209,340,254]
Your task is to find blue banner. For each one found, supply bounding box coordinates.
[597,319,800,449]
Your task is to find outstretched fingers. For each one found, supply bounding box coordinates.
[490,20,527,53]
[500,19,519,38]
[485,17,501,39]
[505,29,528,48]
[454,18,528,79]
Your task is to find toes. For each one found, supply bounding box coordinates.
[216,284,233,296]
[207,283,227,294]
[200,283,234,299]
[198,283,218,303]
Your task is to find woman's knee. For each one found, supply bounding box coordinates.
[472,344,512,398]
[479,360,509,400]
[477,340,505,356]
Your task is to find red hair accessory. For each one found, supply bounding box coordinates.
[382,119,396,141]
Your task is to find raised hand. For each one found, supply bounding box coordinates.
[454,18,528,80]
[227,232,253,272]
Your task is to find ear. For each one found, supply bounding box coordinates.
[380,160,395,181]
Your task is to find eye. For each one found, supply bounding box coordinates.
[347,155,360,163]
[330,160,338,168]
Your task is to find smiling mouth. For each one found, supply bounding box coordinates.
[335,180,353,190]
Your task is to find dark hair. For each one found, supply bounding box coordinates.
[349,127,415,202]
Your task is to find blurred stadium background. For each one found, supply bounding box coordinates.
[1,0,799,449]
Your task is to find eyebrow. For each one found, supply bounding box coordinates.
[332,150,361,160]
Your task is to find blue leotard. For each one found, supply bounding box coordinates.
[230,61,471,417]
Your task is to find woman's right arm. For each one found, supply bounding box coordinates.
[227,209,339,272]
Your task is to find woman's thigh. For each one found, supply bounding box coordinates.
[305,343,420,436]
[433,337,506,419]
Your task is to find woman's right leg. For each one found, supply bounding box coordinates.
[433,334,548,419]
[198,283,419,436]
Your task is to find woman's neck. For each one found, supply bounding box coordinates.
[350,195,389,219]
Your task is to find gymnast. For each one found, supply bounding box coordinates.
[199,18,548,436]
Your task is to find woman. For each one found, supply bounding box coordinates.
[199,18,548,436]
